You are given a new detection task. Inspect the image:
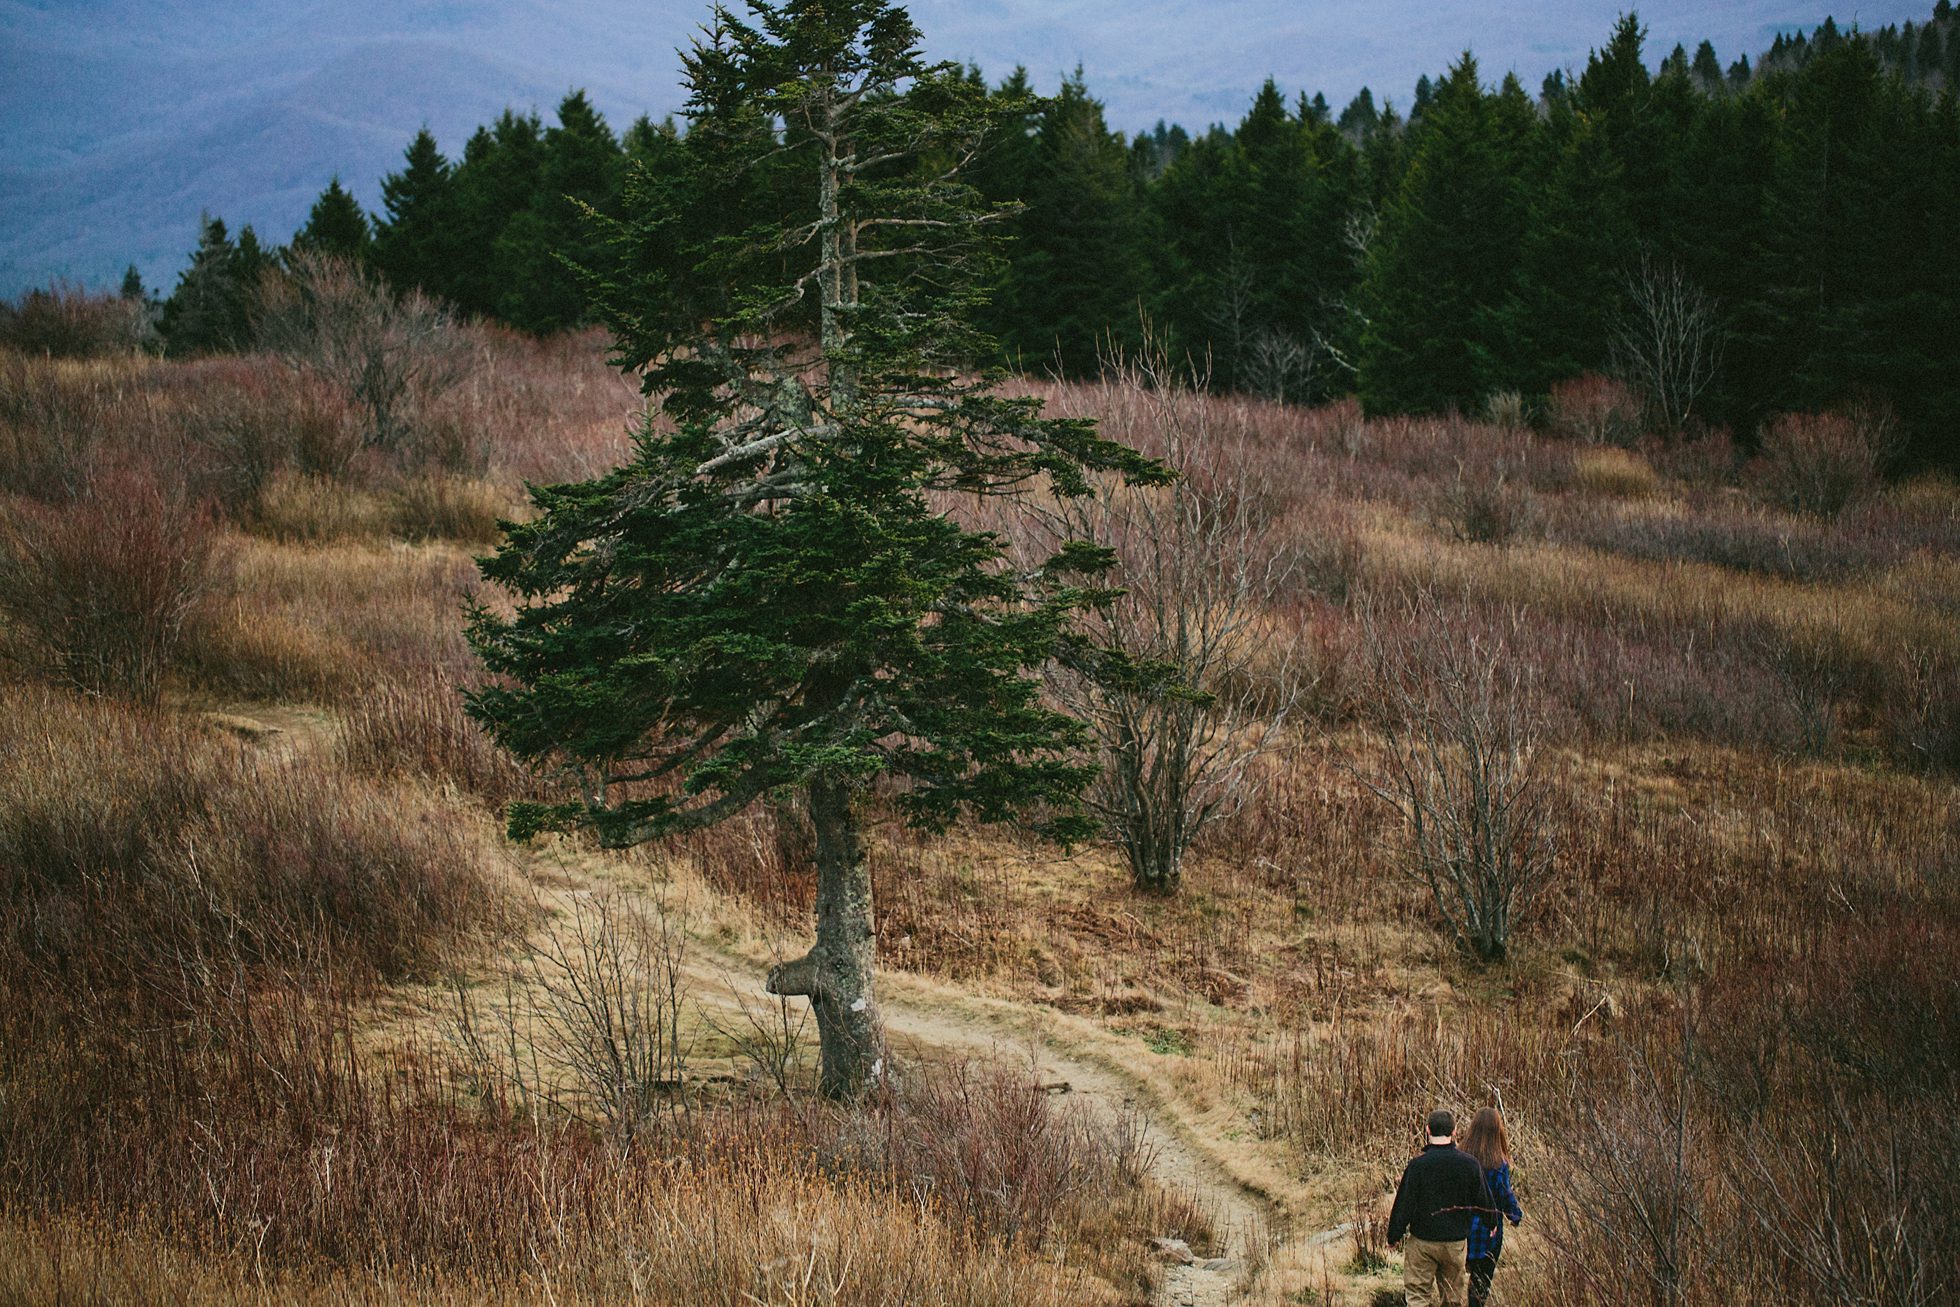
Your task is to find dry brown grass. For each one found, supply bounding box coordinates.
[0,1187,1096,1306]
[4,339,1955,1305]
[1570,446,1659,498]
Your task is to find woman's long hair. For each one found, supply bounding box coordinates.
[1463,1106,1510,1169]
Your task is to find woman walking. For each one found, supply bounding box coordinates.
[1463,1107,1524,1307]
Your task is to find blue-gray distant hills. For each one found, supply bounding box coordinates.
[0,0,1918,297]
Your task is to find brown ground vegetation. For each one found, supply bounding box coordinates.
[0,335,1954,1304]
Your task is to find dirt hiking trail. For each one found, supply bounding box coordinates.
[233,708,1363,1304]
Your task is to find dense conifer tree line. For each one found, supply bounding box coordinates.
[158,6,1960,466]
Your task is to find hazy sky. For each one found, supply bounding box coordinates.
[0,0,1936,293]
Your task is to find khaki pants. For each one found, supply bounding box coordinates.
[1402,1236,1469,1307]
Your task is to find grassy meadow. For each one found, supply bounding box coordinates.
[1,327,1955,1304]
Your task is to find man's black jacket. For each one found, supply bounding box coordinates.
[1387,1142,1495,1244]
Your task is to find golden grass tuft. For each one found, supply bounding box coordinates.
[1571,447,1660,498]
[250,469,394,543]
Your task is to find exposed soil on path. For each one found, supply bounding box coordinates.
[242,707,1360,1303]
[678,935,1276,1304]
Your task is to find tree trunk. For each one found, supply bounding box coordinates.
[1126,821,1183,895]
[764,776,886,1099]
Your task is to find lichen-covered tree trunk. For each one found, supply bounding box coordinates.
[765,776,886,1099]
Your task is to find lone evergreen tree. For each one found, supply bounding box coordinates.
[466,0,1164,1100]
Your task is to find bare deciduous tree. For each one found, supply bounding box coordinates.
[255,250,469,454]
[1204,248,1260,387]
[1244,327,1316,406]
[1305,202,1378,391]
[1612,255,1723,435]
[1355,599,1555,960]
[1047,339,1310,894]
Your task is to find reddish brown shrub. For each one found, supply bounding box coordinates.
[819,1058,1155,1246]
[1545,374,1645,447]
[0,283,150,359]
[1749,409,1893,518]
[0,686,506,1008]
[0,461,228,702]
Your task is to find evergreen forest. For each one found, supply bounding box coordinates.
[155,6,1960,470]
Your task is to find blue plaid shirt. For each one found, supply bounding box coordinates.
[1467,1162,1523,1260]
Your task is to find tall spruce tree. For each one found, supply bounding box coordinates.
[159,216,262,356]
[1505,105,1631,395]
[450,111,546,319]
[1692,40,1724,88]
[1338,87,1380,136]
[465,0,1165,1100]
[1357,54,1527,414]
[291,178,372,262]
[1576,13,1664,245]
[987,69,1147,374]
[496,91,626,332]
[373,129,459,301]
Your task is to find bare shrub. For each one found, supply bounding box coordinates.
[1881,646,1960,773]
[1433,460,1534,545]
[1045,340,1311,893]
[185,370,362,501]
[1541,1026,1708,1307]
[1545,374,1644,447]
[0,462,228,702]
[1750,408,1894,518]
[1355,600,1557,961]
[255,251,469,455]
[1747,622,1851,756]
[703,954,815,1099]
[1348,1197,1392,1273]
[1485,389,1528,430]
[0,685,504,1004]
[831,1059,1157,1246]
[0,352,148,501]
[453,893,689,1144]
[0,282,151,358]
[1296,509,1366,605]
[1724,1089,1953,1307]
[1612,256,1723,434]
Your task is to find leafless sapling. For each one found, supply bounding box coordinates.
[1611,255,1723,435]
[1047,338,1311,893]
[1355,599,1556,960]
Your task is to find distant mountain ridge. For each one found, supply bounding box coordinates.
[0,0,1926,296]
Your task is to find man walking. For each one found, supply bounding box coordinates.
[1386,1109,1495,1306]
